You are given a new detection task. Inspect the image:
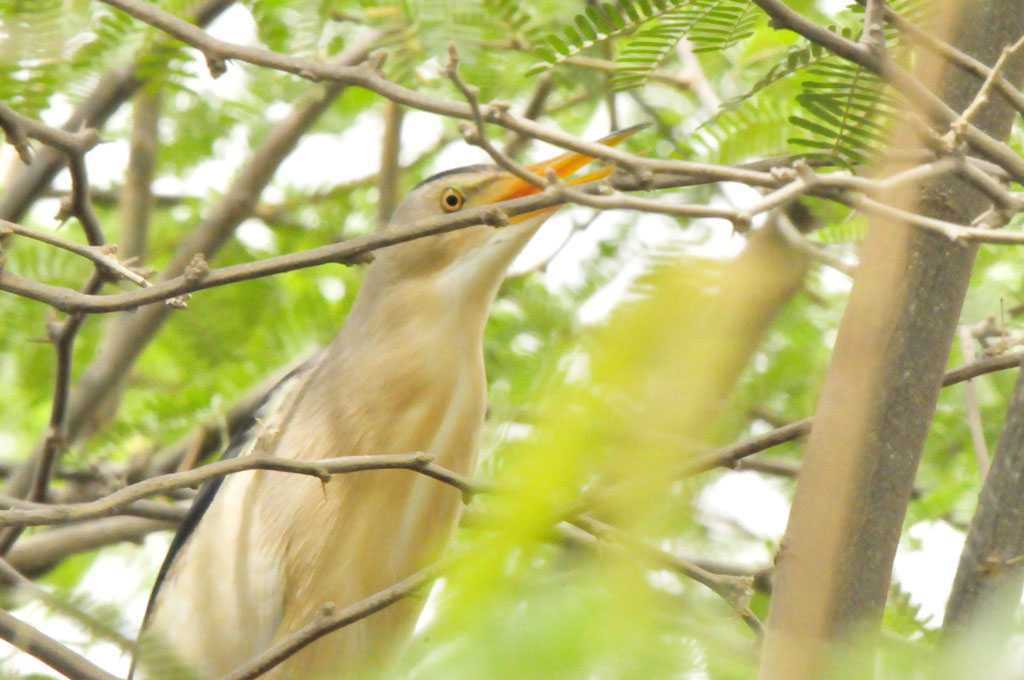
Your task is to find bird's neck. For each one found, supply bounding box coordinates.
[294,261,492,468]
[345,257,497,345]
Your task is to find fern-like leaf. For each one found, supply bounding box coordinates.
[0,0,71,117]
[692,97,793,163]
[611,0,761,90]
[788,58,897,168]
[527,0,685,76]
[483,0,540,44]
[699,42,831,129]
[687,0,760,52]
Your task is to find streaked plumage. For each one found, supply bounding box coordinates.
[133,129,640,680]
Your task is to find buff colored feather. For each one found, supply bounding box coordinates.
[136,128,640,678]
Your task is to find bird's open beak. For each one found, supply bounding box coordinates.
[489,124,645,224]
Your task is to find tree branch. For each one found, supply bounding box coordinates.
[570,515,764,636]
[215,562,444,680]
[760,1,1024,676]
[9,154,1020,316]
[6,517,174,581]
[1,36,378,504]
[0,219,152,288]
[376,100,405,228]
[446,46,547,191]
[0,608,120,680]
[942,355,1024,670]
[872,2,1024,118]
[751,0,1024,183]
[0,452,465,529]
[120,88,162,261]
[0,271,105,555]
[0,0,234,224]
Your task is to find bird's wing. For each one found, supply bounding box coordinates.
[130,356,321,676]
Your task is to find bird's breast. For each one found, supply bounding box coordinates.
[250,335,488,678]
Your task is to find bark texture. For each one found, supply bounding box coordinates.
[941,355,1024,671]
[760,2,1024,679]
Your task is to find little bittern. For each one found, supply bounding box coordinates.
[132,127,639,680]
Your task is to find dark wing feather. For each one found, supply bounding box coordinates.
[129,360,315,678]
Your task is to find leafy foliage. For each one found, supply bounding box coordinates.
[692,97,793,162]
[0,0,69,117]
[613,0,761,90]
[707,41,833,123]
[696,0,927,173]
[483,0,541,44]
[527,0,693,75]
[788,56,896,168]
[0,0,1019,678]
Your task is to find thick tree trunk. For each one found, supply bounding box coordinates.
[941,355,1024,674]
[760,2,1024,678]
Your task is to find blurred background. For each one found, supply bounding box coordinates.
[1,0,1021,677]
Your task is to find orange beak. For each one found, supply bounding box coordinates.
[488,124,646,223]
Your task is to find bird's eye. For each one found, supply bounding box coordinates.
[440,187,464,212]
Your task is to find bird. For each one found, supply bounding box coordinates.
[131,126,641,680]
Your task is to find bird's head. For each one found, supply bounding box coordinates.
[377,126,641,291]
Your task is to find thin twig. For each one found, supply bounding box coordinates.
[0,109,106,249]
[62,153,106,246]
[859,0,887,60]
[0,199,512,312]
[97,0,1024,187]
[0,219,152,288]
[942,350,1023,385]
[684,419,814,476]
[0,103,101,157]
[545,174,743,226]
[2,151,1020,317]
[839,192,1024,244]
[216,561,446,680]
[958,326,992,476]
[681,350,1024,476]
[570,515,763,636]
[0,452,475,528]
[0,556,134,650]
[446,45,546,190]
[0,608,120,680]
[749,0,1024,183]
[0,104,107,246]
[941,33,1024,148]
[0,271,104,555]
[874,2,1024,118]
